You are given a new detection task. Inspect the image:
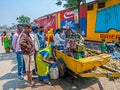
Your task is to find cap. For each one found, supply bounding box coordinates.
[32,25,38,31]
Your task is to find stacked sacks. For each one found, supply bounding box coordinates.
[73,41,86,59]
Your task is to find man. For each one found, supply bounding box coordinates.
[37,26,45,49]
[60,28,66,40]
[12,24,25,79]
[54,29,65,45]
[30,25,40,74]
[20,24,35,86]
[30,25,40,51]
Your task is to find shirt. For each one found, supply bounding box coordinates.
[30,32,40,51]
[37,31,44,42]
[12,32,22,52]
[54,33,65,45]
[100,42,108,51]
[10,35,13,43]
[20,32,35,55]
[60,31,66,40]
[37,31,45,49]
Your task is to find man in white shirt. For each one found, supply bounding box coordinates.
[30,25,40,74]
[54,29,65,45]
[30,25,40,51]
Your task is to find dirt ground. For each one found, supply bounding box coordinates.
[0,38,120,90]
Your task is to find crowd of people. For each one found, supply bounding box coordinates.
[0,24,70,87]
[12,24,58,86]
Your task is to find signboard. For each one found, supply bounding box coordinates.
[37,14,57,33]
[61,18,87,36]
[59,9,74,20]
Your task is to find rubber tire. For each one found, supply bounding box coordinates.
[58,58,67,79]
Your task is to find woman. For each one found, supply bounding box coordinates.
[2,31,10,53]
[46,28,54,46]
[36,44,57,85]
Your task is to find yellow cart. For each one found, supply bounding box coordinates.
[56,50,120,79]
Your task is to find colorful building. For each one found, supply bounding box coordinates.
[36,6,87,36]
[36,0,120,42]
[86,0,120,42]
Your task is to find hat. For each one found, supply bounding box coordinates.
[32,25,38,31]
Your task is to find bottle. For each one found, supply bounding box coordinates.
[50,66,59,79]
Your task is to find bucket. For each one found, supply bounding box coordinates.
[50,66,59,79]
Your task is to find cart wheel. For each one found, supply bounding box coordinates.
[58,58,67,78]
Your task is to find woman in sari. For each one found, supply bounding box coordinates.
[36,44,57,85]
[2,31,10,53]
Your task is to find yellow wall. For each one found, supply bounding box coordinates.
[86,0,120,42]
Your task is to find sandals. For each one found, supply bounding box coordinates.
[43,80,52,85]
[27,81,35,87]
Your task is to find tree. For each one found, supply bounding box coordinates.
[16,15,30,24]
[56,0,108,34]
[10,25,17,30]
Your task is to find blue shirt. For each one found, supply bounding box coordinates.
[37,31,44,41]
[40,51,55,57]
[37,30,45,49]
